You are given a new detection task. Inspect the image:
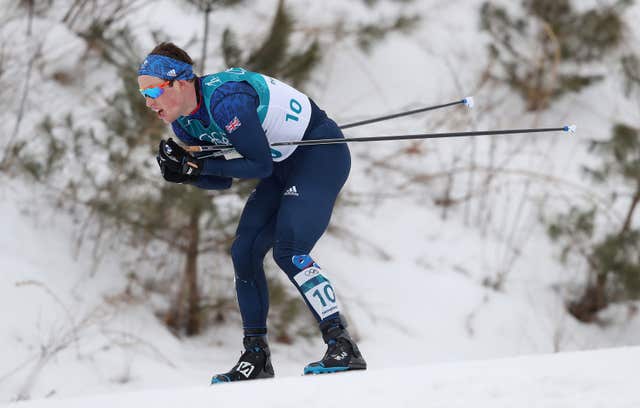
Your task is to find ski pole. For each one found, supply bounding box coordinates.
[184,96,475,160]
[185,125,576,156]
[338,97,474,129]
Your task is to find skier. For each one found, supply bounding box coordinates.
[137,42,366,382]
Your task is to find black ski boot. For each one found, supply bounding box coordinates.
[211,336,275,384]
[304,321,367,375]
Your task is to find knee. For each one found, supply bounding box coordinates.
[272,244,315,278]
[271,244,289,271]
[231,236,253,277]
[272,242,304,275]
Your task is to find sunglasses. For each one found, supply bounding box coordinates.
[139,80,172,99]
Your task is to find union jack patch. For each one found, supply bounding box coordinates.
[225,116,242,133]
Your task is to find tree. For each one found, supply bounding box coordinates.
[547,123,640,323]
[221,0,320,88]
[480,0,632,111]
[21,1,326,337]
[13,0,422,339]
[66,23,242,337]
[182,0,245,72]
[221,0,420,89]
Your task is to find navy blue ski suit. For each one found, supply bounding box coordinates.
[171,77,350,334]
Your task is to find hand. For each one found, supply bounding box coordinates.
[156,155,190,183]
[157,138,202,179]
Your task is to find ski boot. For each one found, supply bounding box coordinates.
[304,322,367,375]
[211,336,275,384]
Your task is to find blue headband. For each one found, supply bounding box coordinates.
[138,54,195,81]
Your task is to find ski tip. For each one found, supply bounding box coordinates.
[463,96,475,108]
[563,124,577,133]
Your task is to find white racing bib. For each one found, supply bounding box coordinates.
[260,75,312,162]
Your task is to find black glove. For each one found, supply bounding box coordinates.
[156,155,191,183]
[156,138,202,183]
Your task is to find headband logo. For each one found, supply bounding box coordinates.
[167,69,177,77]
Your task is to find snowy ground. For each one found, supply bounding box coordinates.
[8,346,640,408]
[3,168,640,403]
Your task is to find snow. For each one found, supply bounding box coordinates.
[2,0,640,405]
[3,171,639,403]
[8,346,640,408]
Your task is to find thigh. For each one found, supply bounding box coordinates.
[275,140,351,249]
[235,176,283,244]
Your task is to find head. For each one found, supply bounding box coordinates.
[137,42,198,124]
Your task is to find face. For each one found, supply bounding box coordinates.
[138,75,191,124]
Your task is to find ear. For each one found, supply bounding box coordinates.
[175,80,191,90]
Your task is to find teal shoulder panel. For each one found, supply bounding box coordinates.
[176,68,270,145]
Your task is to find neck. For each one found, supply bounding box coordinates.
[182,79,199,115]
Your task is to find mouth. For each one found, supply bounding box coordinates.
[152,107,165,119]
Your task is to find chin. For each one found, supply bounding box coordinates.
[162,112,179,124]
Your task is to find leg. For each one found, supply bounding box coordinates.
[231,176,281,334]
[271,121,351,324]
[212,178,281,384]
[270,122,366,374]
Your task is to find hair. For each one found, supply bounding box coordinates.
[149,42,194,65]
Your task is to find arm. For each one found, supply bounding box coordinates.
[191,173,233,190]
[198,85,273,179]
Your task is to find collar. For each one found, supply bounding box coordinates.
[188,76,202,116]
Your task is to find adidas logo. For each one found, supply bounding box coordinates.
[284,186,299,197]
[166,69,177,77]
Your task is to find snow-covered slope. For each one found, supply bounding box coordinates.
[3,165,640,402]
[9,346,640,408]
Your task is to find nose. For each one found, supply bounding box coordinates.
[146,97,156,108]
